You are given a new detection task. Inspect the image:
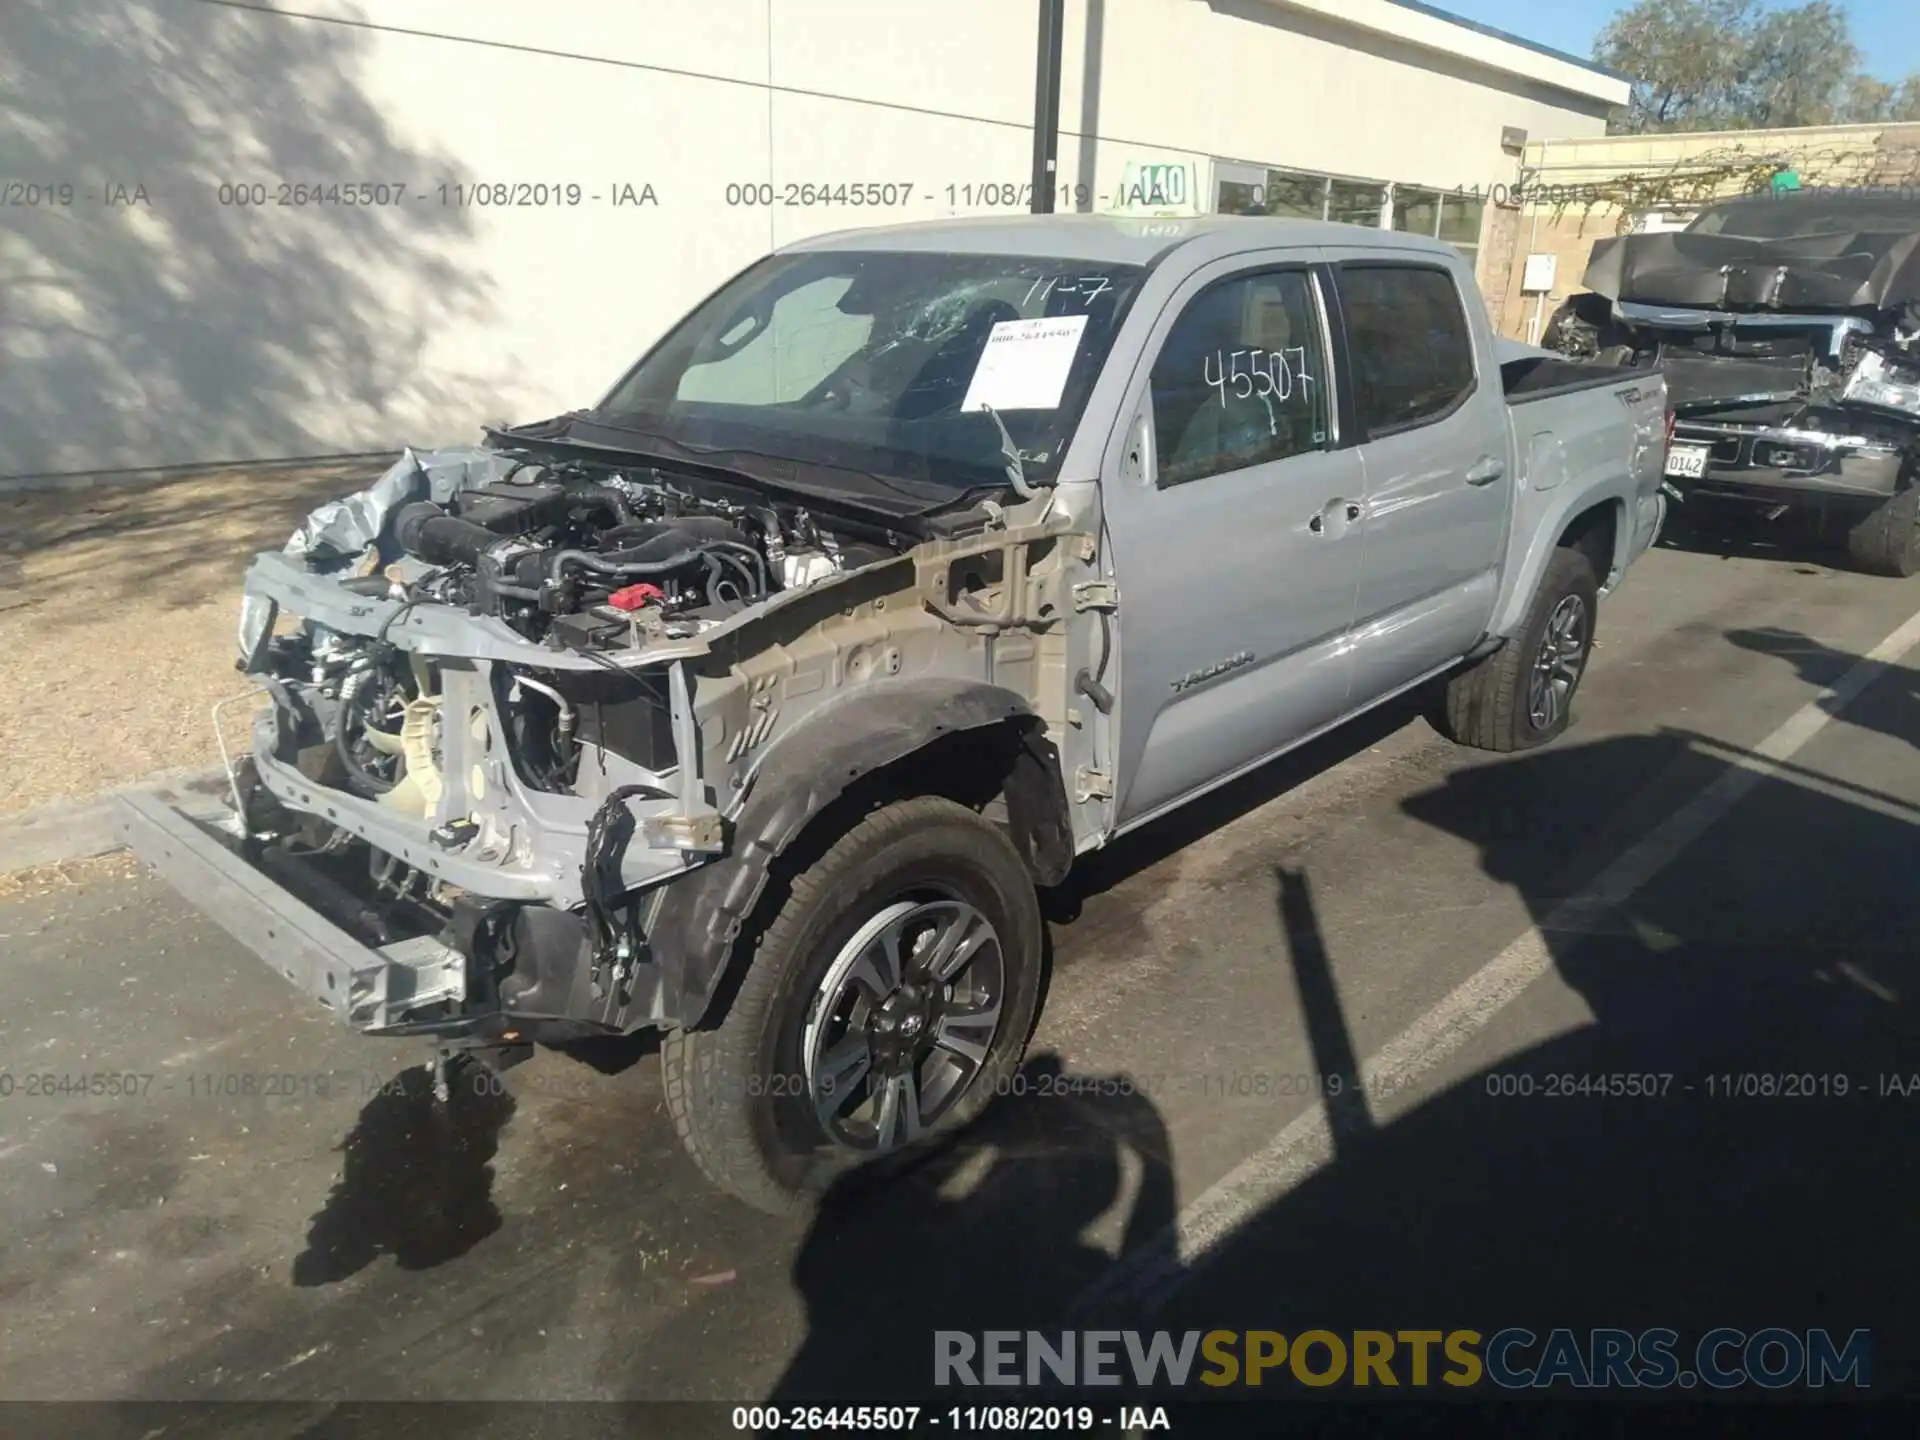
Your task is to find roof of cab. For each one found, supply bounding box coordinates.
[777,212,1460,268]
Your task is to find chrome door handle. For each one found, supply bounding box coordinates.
[1465,456,1506,485]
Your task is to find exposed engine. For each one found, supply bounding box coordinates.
[375,457,891,644]
[247,453,900,829]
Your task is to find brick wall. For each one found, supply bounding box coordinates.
[1488,206,1630,343]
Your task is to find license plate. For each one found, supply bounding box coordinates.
[1665,444,1710,479]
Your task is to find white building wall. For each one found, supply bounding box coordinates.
[0,0,1618,479]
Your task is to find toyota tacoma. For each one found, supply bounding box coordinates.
[120,215,1668,1212]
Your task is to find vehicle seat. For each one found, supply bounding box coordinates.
[1167,389,1288,477]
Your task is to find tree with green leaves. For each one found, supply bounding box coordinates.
[1595,0,1919,133]
[1839,74,1920,123]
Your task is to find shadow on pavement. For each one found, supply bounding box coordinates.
[767,1051,1180,1403]
[291,1062,516,1286]
[769,638,1920,1424]
[1727,626,1920,743]
[1142,715,1920,1415]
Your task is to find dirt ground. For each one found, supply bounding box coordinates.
[0,461,387,818]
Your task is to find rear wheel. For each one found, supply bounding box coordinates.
[661,796,1042,1214]
[1428,547,1599,753]
[1844,485,1920,578]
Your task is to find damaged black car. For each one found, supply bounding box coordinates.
[1545,191,1920,574]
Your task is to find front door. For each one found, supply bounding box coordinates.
[1101,256,1367,829]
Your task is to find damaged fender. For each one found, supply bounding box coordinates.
[285,445,528,567]
[647,678,1071,1029]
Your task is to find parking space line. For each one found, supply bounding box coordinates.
[1068,602,1920,1319]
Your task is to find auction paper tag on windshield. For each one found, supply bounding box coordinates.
[960,315,1089,413]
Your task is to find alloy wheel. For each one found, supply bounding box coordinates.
[801,897,1005,1153]
[1527,594,1588,731]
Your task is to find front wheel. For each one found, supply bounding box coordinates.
[1428,547,1599,753]
[661,796,1043,1214]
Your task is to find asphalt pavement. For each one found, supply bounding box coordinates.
[5,520,1920,1431]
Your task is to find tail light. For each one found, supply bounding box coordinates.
[1664,408,1677,449]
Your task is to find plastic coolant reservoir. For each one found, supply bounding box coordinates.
[779,550,838,588]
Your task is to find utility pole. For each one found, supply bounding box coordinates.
[1030,0,1065,213]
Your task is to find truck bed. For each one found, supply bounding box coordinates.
[1502,354,1646,406]
[1494,351,1670,608]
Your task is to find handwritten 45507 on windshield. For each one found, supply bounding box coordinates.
[1205,347,1316,407]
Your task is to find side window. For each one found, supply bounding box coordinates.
[1335,265,1476,435]
[1148,269,1330,487]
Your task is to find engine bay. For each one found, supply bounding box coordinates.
[210,426,1075,1038]
[365,454,899,645]
[230,447,922,932]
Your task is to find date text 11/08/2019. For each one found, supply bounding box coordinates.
[0,1071,434,1101]
[214,182,659,208]
[1482,1072,1920,1098]
[731,1406,1171,1432]
[5,182,666,209]
[721,183,1098,208]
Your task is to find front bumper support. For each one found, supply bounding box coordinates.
[116,789,465,1029]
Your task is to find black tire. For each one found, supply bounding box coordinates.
[661,795,1043,1215]
[1844,486,1920,578]
[1429,547,1599,753]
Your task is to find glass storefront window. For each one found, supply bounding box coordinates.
[1392,187,1442,236]
[1437,193,1485,245]
[1212,163,1476,252]
[1258,171,1330,219]
[1216,169,1327,219]
[1215,179,1265,215]
[1438,192,1486,265]
[1328,180,1387,228]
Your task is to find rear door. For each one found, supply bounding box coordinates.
[1101,254,1366,829]
[1330,258,1511,698]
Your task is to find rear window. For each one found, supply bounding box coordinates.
[1335,265,1476,436]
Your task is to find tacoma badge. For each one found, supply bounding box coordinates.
[1171,650,1255,692]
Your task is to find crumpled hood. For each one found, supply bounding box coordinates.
[1583,227,1920,312]
[285,445,518,570]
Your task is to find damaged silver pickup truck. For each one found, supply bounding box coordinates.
[1545,191,1920,574]
[122,215,1667,1211]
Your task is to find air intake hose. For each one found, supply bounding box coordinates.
[391,502,500,568]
